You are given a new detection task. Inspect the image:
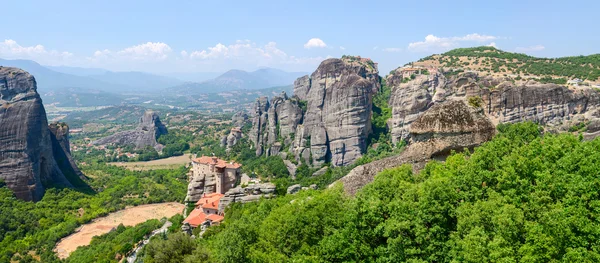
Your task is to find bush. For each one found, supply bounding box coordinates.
[467,96,483,108]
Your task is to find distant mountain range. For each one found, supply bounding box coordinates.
[0,58,307,96]
[168,68,307,94]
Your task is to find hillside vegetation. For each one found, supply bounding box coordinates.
[414,46,600,83]
[142,123,600,262]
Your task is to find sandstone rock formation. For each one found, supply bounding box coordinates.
[337,68,600,195]
[185,168,218,204]
[0,67,83,201]
[250,56,380,167]
[231,111,249,127]
[49,122,87,182]
[337,100,495,195]
[221,127,242,151]
[388,70,600,144]
[217,183,276,213]
[92,111,168,151]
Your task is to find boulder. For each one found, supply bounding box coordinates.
[287,184,302,194]
[283,160,297,178]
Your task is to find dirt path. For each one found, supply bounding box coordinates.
[110,154,192,171]
[53,202,185,259]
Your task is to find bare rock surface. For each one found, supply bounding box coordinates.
[92,111,168,151]
[250,56,380,167]
[0,67,81,201]
[336,100,495,195]
[337,69,600,195]
[218,183,276,213]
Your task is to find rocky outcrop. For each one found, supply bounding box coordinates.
[0,67,82,201]
[184,169,217,204]
[222,128,242,151]
[217,183,276,213]
[249,92,304,157]
[287,184,301,194]
[293,75,311,101]
[231,111,249,127]
[283,160,297,178]
[92,111,168,151]
[337,69,600,195]
[336,100,495,195]
[249,96,270,156]
[250,56,380,167]
[388,70,600,144]
[49,122,87,182]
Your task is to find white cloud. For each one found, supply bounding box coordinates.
[0,39,73,65]
[188,40,324,69]
[515,45,545,52]
[373,46,379,50]
[408,33,499,52]
[382,47,402,52]
[487,42,498,48]
[115,42,172,60]
[0,38,325,72]
[339,46,346,50]
[303,38,327,49]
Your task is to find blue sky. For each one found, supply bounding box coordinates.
[1,0,599,74]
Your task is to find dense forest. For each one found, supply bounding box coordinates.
[139,123,600,262]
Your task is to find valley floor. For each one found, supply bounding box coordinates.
[109,154,192,171]
[53,202,184,259]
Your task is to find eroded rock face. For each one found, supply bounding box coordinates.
[49,122,87,182]
[337,69,600,195]
[293,75,311,101]
[250,57,380,167]
[336,100,495,195]
[249,96,270,156]
[0,67,80,201]
[184,170,217,203]
[92,111,168,151]
[388,70,600,144]
[249,92,304,157]
[231,111,249,127]
[217,183,276,213]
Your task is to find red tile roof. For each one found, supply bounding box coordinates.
[193,156,242,169]
[195,193,224,209]
[183,209,207,228]
[206,214,224,223]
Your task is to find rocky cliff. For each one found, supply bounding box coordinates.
[217,183,276,213]
[249,56,380,167]
[337,100,495,195]
[388,70,600,144]
[92,111,168,151]
[337,68,600,194]
[0,67,82,201]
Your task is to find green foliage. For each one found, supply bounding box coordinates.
[539,76,568,84]
[438,46,600,81]
[297,100,308,113]
[142,232,196,263]
[370,79,392,144]
[568,121,588,132]
[144,123,600,262]
[0,164,187,262]
[65,219,162,263]
[467,96,483,108]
